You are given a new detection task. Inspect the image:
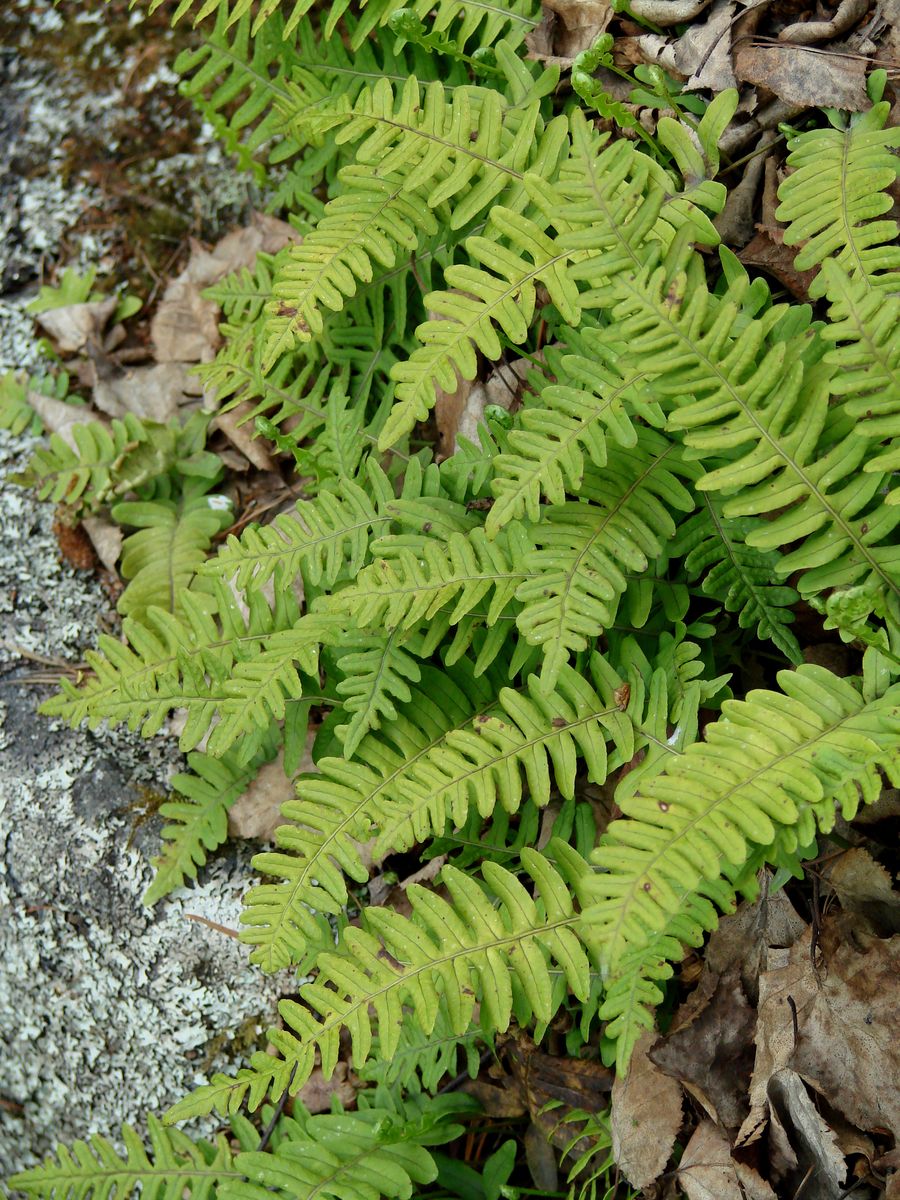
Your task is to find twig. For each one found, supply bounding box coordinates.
[184,913,241,939]
[257,1063,298,1151]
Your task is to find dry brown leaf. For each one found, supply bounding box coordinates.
[214,401,276,471]
[650,968,755,1131]
[824,848,900,937]
[779,0,868,43]
[151,275,221,363]
[671,0,738,91]
[767,1070,846,1199]
[734,43,868,110]
[150,214,298,365]
[678,1121,751,1200]
[93,362,193,424]
[81,516,123,573]
[524,1122,559,1194]
[740,923,900,1148]
[35,296,118,354]
[462,1080,529,1118]
[630,0,713,26]
[505,1033,614,1117]
[713,130,773,249]
[228,750,300,841]
[26,390,102,451]
[542,0,611,56]
[295,1062,361,1114]
[610,1030,682,1189]
[792,932,900,1140]
[738,229,819,303]
[434,371,476,459]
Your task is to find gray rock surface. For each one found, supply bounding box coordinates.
[0,2,286,1177]
[0,432,285,1177]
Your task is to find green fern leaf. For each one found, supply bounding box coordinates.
[775,101,900,298]
[168,840,593,1119]
[819,259,900,437]
[14,413,173,509]
[264,168,438,359]
[8,1114,236,1200]
[114,489,232,623]
[155,0,539,50]
[586,666,900,1059]
[206,473,388,592]
[144,728,280,906]
[41,581,301,751]
[323,523,530,635]
[515,434,695,687]
[674,497,802,663]
[333,629,423,759]
[383,207,580,447]
[487,333,662,534]
[239,658,635,972]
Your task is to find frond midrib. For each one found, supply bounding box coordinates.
[599,702,871,963]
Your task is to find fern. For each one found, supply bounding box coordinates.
[8,1115,237,1200]
[168,840,594,1119]
[15,4,900,1186]
[515,433,695,686]
[775,101,900,298]
[154,0,539,50]
[13,413,173,509]
[586,665,900,1065]
[674,496,802,664]
[11,1099,469,1200]
[41,580,302,750]
[114,485,233,622]
[144,726,280,905]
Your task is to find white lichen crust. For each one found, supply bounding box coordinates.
[0,433,283,1173]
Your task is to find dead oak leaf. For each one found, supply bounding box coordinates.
[679,1120,776,1200]
[650,968,755,1132]
[295,1062,361,1114]
[740,925,900,1147]
[734,42,868,110]
[34,296,118,355]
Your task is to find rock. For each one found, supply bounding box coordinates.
[0,430,285,1172]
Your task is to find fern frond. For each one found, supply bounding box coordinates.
[486,334,662,534]
[819,259,900,437]
[14,413,173,509]
[218,1113,438,1200]
[674,496,802,664]
[41,581,300,751]
[174,6,302,175]
[515,434,695,687]
[144,727,280,906]
[323,523,530,636]
[206,474,388,592]
[239,661,497,971]
[114,489,232,623]
[333,629,424,759]
[11,1103,453,1200]
[156,0,539,50]
[586,666,900,1057]
[383,206,579,447]
[264,167,438,356]
[775,101,900,299]
[240,659,633,972]
[169,840,593,1119]
[8,1114,236,1200]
